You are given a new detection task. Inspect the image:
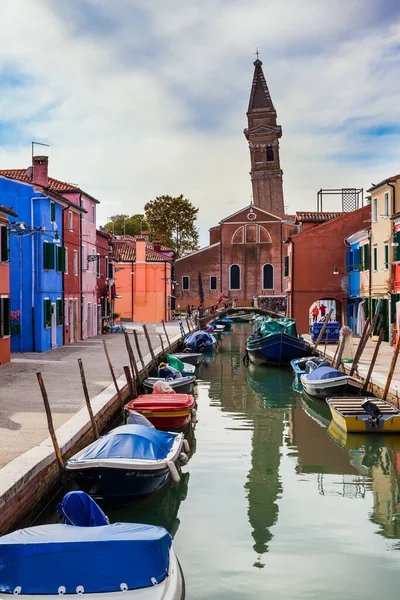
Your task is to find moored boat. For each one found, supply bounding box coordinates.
[126,394,196,433]
[300,367,362,399]
[172,352,203,366]
[65,424,185,503]
[184,331,217,353]
[246,316,310,366]
[0,491,185,599]
[327,396,400,434]
[216,316,233,329]
[290,356,329,383]
[167,354,196,376]
[143,375,196,395]
[230,312,253,323]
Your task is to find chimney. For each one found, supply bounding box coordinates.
[32,156,49,187]
[153,240,161,253]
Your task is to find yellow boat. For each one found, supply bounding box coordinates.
[327,396,400,434]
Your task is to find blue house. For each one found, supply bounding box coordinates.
[345,230,366,335]
[0,175,66,352]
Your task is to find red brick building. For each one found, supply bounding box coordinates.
[0,204,18,365]
[175,59,294,309]
[285,206,371,334]
[63,203,84,344]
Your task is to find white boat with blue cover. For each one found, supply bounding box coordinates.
[300,366,362,399]
[0,491,185,599]
[65,425,185,502]
[290,356,329,384]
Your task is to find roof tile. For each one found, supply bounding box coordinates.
[295,211,344,223]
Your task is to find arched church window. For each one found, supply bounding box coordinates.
[266,147,274,162]
[229,264,241,290]
[259,226,272,243]
[262,264,274,289]
[232,227,244,244]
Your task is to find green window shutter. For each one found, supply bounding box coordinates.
[362,244,369,270]
[373,247,378,271]
[284,255,289,277]
[0,297,9,337]
[44,242,55,270]
[50,202,56,222]
[56,246,66,272]
[44,299,52,328]
[0,226,9,262]
[384,245,389,269]
[56,299,63,326]
[394,232,400,262]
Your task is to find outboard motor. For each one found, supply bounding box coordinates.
[361,399,382,429]
[57,491,109,526]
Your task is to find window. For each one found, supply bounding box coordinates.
[73,250,78,275]
[384,192,389,216]
[105,256,109,279]
[0,296,10,337]
[246,224,257,243]
[210,276,218,291]
[362,244,370,270]
[229,265,240,290]
[44,299,52,328]
[394,232,400,262]
[68,211,73,231]
[64,299,69,325]
[373,246,378,271]
[82,244,87,270]
[56,299,63,326]
[182,276,190,291]
[266,148,274,162]
[82,296,86,322]
[232,226,244,244]
[56,246,66,272]
[108,261,114,279]
[262,264,274,289]
[0,225,9,262]
[50,202,56,223]
[373,198,378,222]
[255,150,263,164]
[64,247,69,274]
[44,242,55,270]
[97,254,100,278]
[284,255,289,277]
[92,205,95,223]
[384,244,389,269]
[91,248,96,273]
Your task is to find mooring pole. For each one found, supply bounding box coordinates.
[77,359,99,439]
[133,329,148,378]
[143,324,157,370]
[103,339,124,410]
[185,317,192,334]
[362,328,384,393]
[36,372,65,478]
[311,308,333,355]
[123,366,136,399]
[349,318,371,376]
[383,340,400,401]
[162,320,172,351]
[159,334,166,357]
[123,330,140,390]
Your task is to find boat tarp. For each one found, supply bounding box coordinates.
[185,331,216,345]
[72,425,177,462]
[57,491,109,527]
[0,522,171,594]
[167,354,185,372]
[251,316,298,340]
[306,367,347,381]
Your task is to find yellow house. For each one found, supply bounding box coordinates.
[368,175,400,341]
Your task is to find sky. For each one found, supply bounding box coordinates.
[0,0,400,246]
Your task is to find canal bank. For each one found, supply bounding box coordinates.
[0,321,184,534]
[34,325,400,599]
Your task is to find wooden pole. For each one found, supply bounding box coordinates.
[349,317,371,376]
[78,359,99,439]
[162,320,172,351]
[323,336,328,357]
[123,366,135,399]
[334,335,346,369]
[103,339,124,410]
[362,328,384,393]
[185,317,192,334]
[159,334,166,357]
[143,324,157,370]
[133,329,148,378]
[383,339,400,401]
[312,308,334,355]
[123,330,140,390]
[36,373,65,477]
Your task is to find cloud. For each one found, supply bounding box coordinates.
[0,0,399,243]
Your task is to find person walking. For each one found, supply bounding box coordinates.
[311,305,319,323]
[319,303,327,319]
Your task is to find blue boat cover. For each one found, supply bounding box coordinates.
[306,366,347,381]
[126,410,155,428]
[185,331,215,345]
[57,491,109,526]
[218,317,233,324]
[72,425,177,462]
[0,522,171,594]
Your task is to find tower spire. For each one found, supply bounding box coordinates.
[244,57,284,214]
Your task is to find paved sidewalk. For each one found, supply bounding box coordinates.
[305,334,400,403]
[0,322,181,469]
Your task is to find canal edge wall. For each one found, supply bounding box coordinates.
[0,332,182,535]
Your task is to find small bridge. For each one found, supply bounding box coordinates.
[199,306,283,326]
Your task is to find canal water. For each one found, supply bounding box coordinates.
[41,325,400,598]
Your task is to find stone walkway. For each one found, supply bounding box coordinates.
[304,334,400,404]
[0,322,181,469]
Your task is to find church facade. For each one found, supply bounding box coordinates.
[175,59,296,308]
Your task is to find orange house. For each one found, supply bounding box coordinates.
[113,236,173,323]
[0,204,18,365]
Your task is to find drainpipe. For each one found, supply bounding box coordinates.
[79,193,83,340]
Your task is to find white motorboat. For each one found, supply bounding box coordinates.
[300,366,362,399]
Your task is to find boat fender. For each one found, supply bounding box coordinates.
[13,588,22,595]
[168,461,181,483]
[183,439,190,453]
[76,586,84,595]
[179,452,189,464]
[151,578,158,586]
[120,583,128,592]
[57,588,66,596]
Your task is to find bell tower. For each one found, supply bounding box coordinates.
[244,58,284,214]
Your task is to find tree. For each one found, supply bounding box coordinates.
[144,195,199,258]
[104,214,148,237]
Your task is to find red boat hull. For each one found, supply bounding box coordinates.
[126,394,195,432]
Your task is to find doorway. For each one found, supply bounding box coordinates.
[73,300,78,342]
[97,304,102,335]
[93,304,97,338]
[51,303,57,348]
[69,300,74,344]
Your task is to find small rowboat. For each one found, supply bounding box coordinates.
[143,376,196,395]
[172,352,203,366]
[327,396,400,434]
[126,394,196,433]
[300,367,361,399]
